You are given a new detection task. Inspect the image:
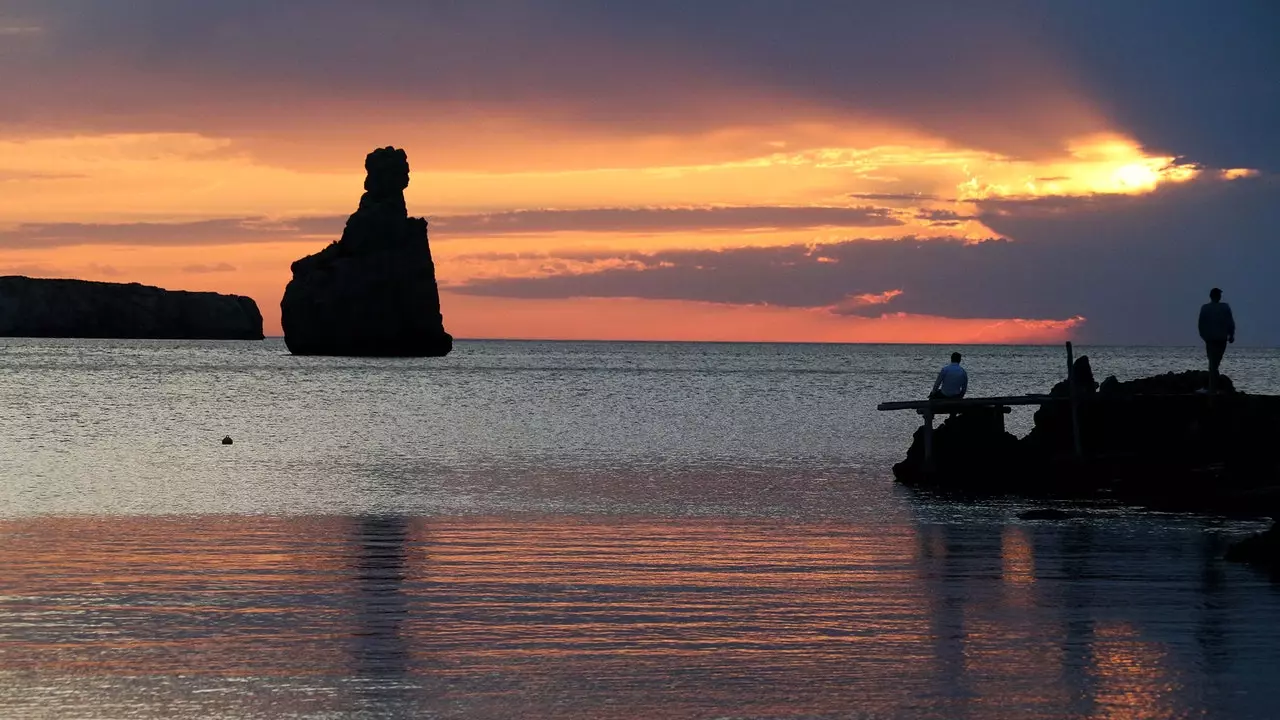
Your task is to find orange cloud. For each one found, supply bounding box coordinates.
[442,293,1082,345]
[834,290,904,311]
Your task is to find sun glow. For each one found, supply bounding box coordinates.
[1112,162,1160,190]
[957,134,1202,201]
[0,124,1252,341]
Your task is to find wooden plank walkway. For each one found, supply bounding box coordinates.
[876,395,1064,468]
[878,341,1089,465]
[877,395,1061,412]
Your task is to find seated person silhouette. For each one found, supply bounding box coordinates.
[930,352,968,401]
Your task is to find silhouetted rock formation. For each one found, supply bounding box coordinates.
[892,407,1025,489]
[1024,369,1240,463]
[1226,522,1280,569]
[0,276,263,339]
[1097,369,1234,397]
[894,366,1280,517]
[281,147,452,356]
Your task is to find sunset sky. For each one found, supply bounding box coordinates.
[1,1,1277,344]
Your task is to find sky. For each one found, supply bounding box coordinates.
[1,1,1277,344]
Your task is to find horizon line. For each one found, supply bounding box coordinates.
[256,335,1275,349]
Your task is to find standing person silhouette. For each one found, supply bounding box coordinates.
[1198,288,1235,393]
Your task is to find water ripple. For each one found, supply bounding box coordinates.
[2,515,1280,719]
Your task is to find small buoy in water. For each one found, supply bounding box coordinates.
[222,436,233,445]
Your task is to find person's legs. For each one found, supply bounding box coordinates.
[1206,341,1227,391]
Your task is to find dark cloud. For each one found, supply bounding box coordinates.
[1036,2,1280,171]
[3,2,1274,169]
[915,209,972,222]
[182,262,238,274]
[973,176,1280,343]
[456,177,1280,345]
[0,217,332,248]
[452,236,1016,311]
[0,206,902,248]
[431,206,902,235]
[914,207,974,229]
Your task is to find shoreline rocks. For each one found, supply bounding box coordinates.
[893,365,1280,518]
[281,147,452,357]
[0,276,263,340]
[1226,522,1280,570]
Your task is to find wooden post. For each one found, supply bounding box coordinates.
[922,408,935,471]
[1066,341,1083,459]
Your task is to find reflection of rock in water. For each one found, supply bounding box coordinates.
[918,525,969,701]
[350,516,411,680]
[917,523,1006,707]
[1057,524,1099,712]
[913,520,1244,716]
[1196,534,1230,678]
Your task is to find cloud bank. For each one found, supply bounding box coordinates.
[2,1,1274,170]
[456,177,1280,345]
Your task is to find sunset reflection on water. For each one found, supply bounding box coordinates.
[2,514,1277,719]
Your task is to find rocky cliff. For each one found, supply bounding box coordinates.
[0,276,263,339]
[280,146,452,356]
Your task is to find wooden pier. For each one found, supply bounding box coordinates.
[877,343,1087,467]
[877,395,1060,412]
[878,395,1067,468]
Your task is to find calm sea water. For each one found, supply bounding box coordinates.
[1,339,1279,719]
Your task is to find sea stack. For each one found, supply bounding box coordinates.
[281,147,452,356]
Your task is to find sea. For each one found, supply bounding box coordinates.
[2,338,1279,720]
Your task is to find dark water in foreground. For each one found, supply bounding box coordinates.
[1,339,1279,719]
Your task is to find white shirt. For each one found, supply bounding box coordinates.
[933,363,968,398]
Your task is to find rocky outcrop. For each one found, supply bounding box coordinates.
[281,147,452,356]
[0,276,263,339]
[892,407,1026,490]
[1226,522,1280,570]
[893,363,1280,516]
[1024,368,1239,463]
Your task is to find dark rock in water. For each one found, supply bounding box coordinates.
[1226,522,1280,569]
[1025,369,1243,466]
[1099,370,1234,396]
[0,276,262,339]
[281,146,452,357]
[222,436,233,445]
[1021,355,1098,457]
[892,407,1026,489]
[893,360,1280,516]
[1049,355,1098,396]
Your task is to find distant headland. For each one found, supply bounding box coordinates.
[0,276,263,340]
[281,146,452,357]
